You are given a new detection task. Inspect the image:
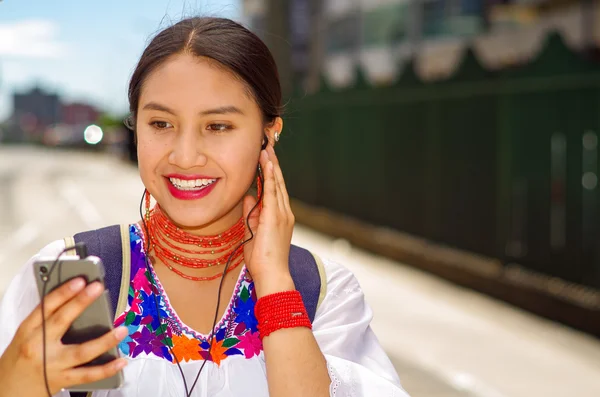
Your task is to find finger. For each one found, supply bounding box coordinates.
[261,152,279,212]
[21,277,87,332]
[62,357,127,389]
[271,160,287,215]
[266,144,281,167]
[63,326,128,368]
[268,146,292,214]
[258,148,269,171]
[46,282,105,339]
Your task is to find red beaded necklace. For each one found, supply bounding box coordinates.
[144,194,245,282]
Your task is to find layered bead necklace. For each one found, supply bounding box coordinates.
[143,177,261,282]
[145,200,246,282]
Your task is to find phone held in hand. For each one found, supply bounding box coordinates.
[33,255,124,391]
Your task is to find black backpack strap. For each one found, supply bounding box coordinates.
[288,245,326,322]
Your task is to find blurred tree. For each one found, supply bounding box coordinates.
[96,113,137,164]
[97,113,126,130]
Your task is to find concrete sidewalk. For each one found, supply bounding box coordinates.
[392,356,476,397]
[292,224,600,397]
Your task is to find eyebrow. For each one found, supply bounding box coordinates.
[142,102,176,115]
[200,106,244,116]
[141,102,244,116]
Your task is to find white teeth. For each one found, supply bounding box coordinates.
[169,178,216,190]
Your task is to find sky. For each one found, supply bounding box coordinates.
[0,0,242,121]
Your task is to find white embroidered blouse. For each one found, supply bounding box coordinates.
[0,225,409,396]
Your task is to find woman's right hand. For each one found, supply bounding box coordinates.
[0,277,128,397]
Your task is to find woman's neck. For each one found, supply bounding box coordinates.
[169,202,244,237]
[140,202,246,280]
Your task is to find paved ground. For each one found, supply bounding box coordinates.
[1,146,599,397]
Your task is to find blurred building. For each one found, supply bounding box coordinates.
[242,0,312,95]
[4,86,100,146]
[61,102,99,126]
[10,87,61,142]
[242,0,267,35]
[243,0,599,90]
[44,102,100,147]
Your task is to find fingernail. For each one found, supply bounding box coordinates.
[114,326,128,340]
[86,282,103,296]
[70,278,86,291]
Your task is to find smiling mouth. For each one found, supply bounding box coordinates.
[168,177,218,191]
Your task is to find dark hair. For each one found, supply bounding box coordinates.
[128,17,282,126]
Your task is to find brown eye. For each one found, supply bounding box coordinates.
[150,121,173,130]
[207,123,232,132]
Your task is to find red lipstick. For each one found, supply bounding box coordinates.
[164,175,219,200]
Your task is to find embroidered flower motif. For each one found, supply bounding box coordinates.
[125,285,143,316]
[233,286,258,332]
[130,238,146,273]
[117,324,139,356]
[171,334,203,363]
[133,268,153,295]
[137,289,168,331]
[208,339,228,366]
[130,290,143,315]
[116,225,264,364]
[237,331,262,359]
[130,326,173,361]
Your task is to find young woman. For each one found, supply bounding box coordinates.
[0,17,408,397]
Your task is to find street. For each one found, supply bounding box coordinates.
[1,146,599,397]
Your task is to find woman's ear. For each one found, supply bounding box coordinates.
[265,117,284,146]
[124,114,137,145]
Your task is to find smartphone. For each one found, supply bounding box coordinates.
[33,255,124,391]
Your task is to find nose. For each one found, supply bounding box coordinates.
[168,128,208,169]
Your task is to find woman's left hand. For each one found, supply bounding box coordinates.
[243,145,296,298]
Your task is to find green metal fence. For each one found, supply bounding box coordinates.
[280,33,600,289]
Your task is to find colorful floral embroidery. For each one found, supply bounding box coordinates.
[114,225,263,365]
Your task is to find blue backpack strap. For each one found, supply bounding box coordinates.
[288,244,325,323]
[70,225,129,397]
[73,225,124,319]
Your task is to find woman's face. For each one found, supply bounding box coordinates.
[136,53,265,233]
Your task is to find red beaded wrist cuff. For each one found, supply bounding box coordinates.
[254,290,312,340]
